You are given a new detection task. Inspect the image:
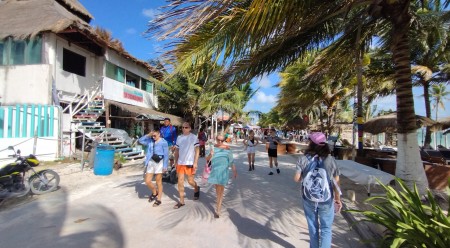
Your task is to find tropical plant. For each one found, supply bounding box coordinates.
[410,4,450,148]
[147,0,450,194]
[430,83,450,121]
[348,178,450,247]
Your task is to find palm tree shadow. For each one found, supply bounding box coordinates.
[227,209,296,248]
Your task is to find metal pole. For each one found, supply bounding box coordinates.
[215,114,218,136]
[81,134,85,171]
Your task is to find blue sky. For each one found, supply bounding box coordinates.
[79,0,448,118]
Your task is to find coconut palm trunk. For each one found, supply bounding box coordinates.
[422,81,432,148]
[389,2,428,194]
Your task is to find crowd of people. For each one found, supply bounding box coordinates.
[138,119,341,247]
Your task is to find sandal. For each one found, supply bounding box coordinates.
[173,202,185,209]
[153,200,162,207]
[148,193,158,202]
[194,186,200,200]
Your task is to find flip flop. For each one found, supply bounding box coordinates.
[148,193,158,202]
[173,202,185,209]
[153,200,162,207]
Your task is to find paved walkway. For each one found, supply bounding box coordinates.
[0,140,365,248]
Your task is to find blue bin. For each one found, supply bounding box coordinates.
[93,144,115,175]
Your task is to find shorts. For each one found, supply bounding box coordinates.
[146,159,164,174]
[176,164,195,175]
[246,146,256,154]
[268,148,277,158]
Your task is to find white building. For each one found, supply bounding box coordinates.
[0,0,181,160]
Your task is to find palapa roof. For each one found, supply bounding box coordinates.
[107,100,184,126]
[0,0,163,80]
[363,112,437,134]
[437,117,450,130]
[0,0,92,39]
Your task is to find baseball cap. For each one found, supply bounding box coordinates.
[309,132,326,145]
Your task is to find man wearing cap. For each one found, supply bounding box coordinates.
[160,118,177,168]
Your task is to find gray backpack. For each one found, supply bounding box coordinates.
[302,155,332,203]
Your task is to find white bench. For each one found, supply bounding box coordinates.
[336,160,395,196]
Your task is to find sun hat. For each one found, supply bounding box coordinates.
[309,132,326,145]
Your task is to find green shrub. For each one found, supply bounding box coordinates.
[348,178,450,248]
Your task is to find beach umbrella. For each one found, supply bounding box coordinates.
[363,112,436,134]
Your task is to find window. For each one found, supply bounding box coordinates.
[141,78,153,93]
[0,36,42,65]
[62,48,86,76]
[126,71,139,88]
[0,40,4,66]
[105,61,125,82]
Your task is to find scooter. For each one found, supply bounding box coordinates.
[0,146,60,199]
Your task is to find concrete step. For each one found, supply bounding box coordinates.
[79,122,103,126]
[121,151,142,157]
[111,144,129,149]
[125,154,145,160]
[102,140,123,145]
[115,147,132,153]
[78,125,105,129]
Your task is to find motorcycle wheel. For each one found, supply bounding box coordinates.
[0,181,31,199]
[29,170,60,195]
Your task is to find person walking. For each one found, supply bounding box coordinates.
[206,133,237,218]
[173,122,201,209]
[160,117,177,168]
[138,128,169,207]
[266,128,281,175]
[198,128,207,157]
[294,132,342,248]
[243,130,259,171]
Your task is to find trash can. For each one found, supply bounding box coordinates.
[93,144,115,175]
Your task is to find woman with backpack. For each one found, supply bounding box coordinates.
[294,132,342,248]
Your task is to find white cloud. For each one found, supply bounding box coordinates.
[142,8,161,19]
[125,28,137,35]
[255,74,272,88]
[254,91,277,104]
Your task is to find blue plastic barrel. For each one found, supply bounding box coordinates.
[93,144,115,175]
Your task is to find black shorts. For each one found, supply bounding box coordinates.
[268,148,277,158]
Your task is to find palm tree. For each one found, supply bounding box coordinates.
[409,4,450,148]
[147,0,450,193]
[430,84,450,121]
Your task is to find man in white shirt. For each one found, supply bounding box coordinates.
[173,122,200,209]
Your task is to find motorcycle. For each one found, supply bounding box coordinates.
[0,146,60,199]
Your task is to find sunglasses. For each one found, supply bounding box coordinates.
[182,126,190,129]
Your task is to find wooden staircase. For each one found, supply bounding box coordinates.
[69,94,144,161]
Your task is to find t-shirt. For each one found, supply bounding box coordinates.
[175,133,199,165]
[266,136,281,149]
[296,154,340,179]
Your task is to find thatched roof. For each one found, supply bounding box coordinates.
[107,100,184,126]
[0,0,163,80]
[0,0,92,39]
[363,112,437,134]
[437,117,450,130]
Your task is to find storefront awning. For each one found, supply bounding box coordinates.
[106,100,184,126]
